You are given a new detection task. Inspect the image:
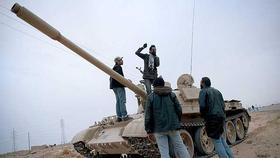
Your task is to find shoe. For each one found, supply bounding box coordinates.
[122,116,133,121]
[116,117,122,122]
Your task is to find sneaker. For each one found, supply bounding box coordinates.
[122,116,133,121]
[116,117,122,122]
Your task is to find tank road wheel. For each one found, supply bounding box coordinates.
[194,127,214,155]
[242,114,249,130]
[180,130,194,158]
[234,118,245,140]
[226,121,236,144]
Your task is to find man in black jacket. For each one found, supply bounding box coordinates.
[199,77,234,158]
[135,43,160,94]
[145,77,190,158]
[110,57,128,122]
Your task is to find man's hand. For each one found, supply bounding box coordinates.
[143,43,147,49]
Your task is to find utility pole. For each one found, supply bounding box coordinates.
[12,128,16,152]
[28,132,31,152]
[60,119,66,145]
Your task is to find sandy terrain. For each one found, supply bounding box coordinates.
[231,105,280,158]
[0,144,80,158]
[1,104,279,158]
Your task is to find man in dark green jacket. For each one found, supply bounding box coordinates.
[145,77,190,158]
[199,77,234,158]
[135,43,160,94]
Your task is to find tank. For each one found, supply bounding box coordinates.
[11,3,250,158]
[71,74,250,158]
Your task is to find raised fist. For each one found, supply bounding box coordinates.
[143,43,147,48]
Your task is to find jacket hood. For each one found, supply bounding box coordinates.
[154,86,172,96]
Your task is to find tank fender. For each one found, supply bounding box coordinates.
[71,126,100,144]
[122,115,147,137]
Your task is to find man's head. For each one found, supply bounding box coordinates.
[149,45,156,55]
[200,77,211,89]
[153,77,165,87]
[114,56,123,65]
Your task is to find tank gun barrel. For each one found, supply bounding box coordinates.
[11,3,146,99]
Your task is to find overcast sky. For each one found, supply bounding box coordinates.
[0,0,279,154]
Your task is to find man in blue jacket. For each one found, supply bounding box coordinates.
[110,57,129,122]
[145,77,190,158]
[199,77,234,158]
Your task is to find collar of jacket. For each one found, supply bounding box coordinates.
[154,86,172,96]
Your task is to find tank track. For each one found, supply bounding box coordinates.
[126,111,249,158]
[126,136,247,158]
[73,111,250,158]
[73,141,93,158]
[127,137,160,158]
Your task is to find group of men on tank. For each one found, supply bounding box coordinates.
[109,43,234,158]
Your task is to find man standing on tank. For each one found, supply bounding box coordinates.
[145,77,191,158]
[135,43,160,94]
[110,57,129,122]
[199,77,234,158]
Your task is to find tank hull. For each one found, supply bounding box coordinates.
[72,104,250,158]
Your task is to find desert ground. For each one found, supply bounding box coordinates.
[229,104,280,158]
[1,104,279,158]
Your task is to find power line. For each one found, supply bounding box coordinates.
[0,9,118,68]
[0,128,61,153]
[0,10,34,28]
[0,17,139,81]
[0,9,72,56]
[0,21,70,55]
[1,6,140,83]
[0,139,11,144]
[0,4,10,11]
[76,42,139,81]
[190,0,196,75]
[0,7,140,79]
